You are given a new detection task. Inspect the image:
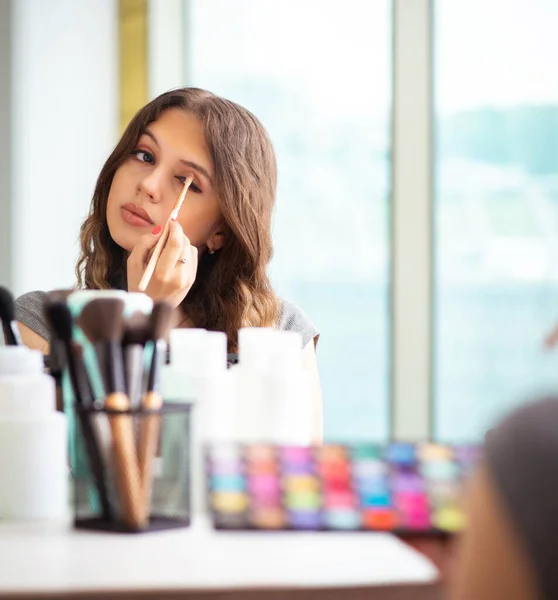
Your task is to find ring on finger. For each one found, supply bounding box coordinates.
[178,256,188,265]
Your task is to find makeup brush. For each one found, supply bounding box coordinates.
[44,290,75,411]
[44,300,114,521]
[138,175,194,292]
[0,287,23,346]
[48,338,67,412]
[79,298,145,529]
[138,301,174,512]
[122,312,150,409]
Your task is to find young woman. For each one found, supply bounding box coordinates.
[15,87,322,434]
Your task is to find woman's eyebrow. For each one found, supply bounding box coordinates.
[178,159,213,185]
[143,129,213,184]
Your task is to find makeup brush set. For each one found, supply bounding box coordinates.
[0,286,193,533]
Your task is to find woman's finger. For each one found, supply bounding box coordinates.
[154,220,186,282]
[178,244,198,288]
[128,227,165,273]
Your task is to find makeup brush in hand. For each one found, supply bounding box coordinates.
[44,300,114,521]
[79,298,145,529]
[0,287,22,346]
[138,301,174,511]
[138,175,193,292]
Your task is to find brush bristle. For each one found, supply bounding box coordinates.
[44,301,74,342]
[0,287,15,323]
[79,298,125,344]
[46,289,75,303]
[122,312,150,346]
[149,302,174,342]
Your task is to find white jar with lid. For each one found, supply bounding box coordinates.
[0,346,68,521]
[233,328,313,444]
[162,329,235,516]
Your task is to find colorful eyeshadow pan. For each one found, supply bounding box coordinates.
[280,446,313,463]
[249,507,286,529]
[288,510,322,529]
[385,443,416,466]
[350,444,383,460]
[324,509,361,530]
[363,508,399,530]
[211,491,248,513]
[206,442,478,535]
[246,444,276,461]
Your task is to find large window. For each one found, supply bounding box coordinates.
[138,0,558,442]
[434,0,558,441]
[187,0,392,441]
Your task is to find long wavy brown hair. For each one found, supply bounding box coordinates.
[76,87,280,351]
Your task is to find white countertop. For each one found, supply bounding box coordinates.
[0,518,437,595]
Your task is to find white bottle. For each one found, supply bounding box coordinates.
[233,328,313,444]
[232,328,275,441]
[0,347,69,522]
[162,329,234,517]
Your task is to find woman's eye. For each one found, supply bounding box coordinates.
[132,150,155,164]
[176,176,201,193]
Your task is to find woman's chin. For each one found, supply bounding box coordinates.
[107,222,142,253]
[110,230,137,254]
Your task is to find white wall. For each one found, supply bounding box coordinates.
[0,1,14,289]
[10,0,118,296]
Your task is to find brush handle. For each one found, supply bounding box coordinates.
[137,223,171,292]
[105,392,146,529]
[2,321,22,346]
[77,410,114,521]
[124,344,145,409]
[137,176,193,292]
[138,391,163,514]
[55,382,64,413]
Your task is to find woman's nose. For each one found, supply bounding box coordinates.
[137,168,165,203]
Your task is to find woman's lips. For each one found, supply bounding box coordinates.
[120,204,154,227]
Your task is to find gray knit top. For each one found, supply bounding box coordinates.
[15,290,319,348]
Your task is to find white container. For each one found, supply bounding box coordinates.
[0,347,69,521]
[237,327,276,371]
[0,414,68,520]
[234,328,313,444]
[0,347,56,417]
[162,329,235,516]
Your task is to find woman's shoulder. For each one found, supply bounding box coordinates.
[14,290,50,341]
[485,397,558,461]
[485,397,558,497]
[484,397,558,599]
[278,299,319,348]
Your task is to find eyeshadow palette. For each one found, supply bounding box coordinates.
[206,442,480,535]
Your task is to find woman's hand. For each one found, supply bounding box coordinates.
[127,220,198,308]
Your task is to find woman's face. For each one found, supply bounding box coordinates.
[106,108,224,253]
